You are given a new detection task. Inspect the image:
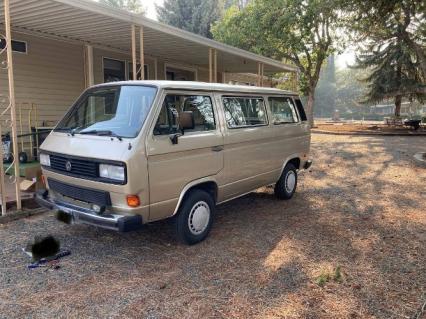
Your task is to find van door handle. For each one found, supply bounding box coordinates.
[211,145,224,152]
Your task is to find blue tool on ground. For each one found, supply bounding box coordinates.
[27,250,71,269]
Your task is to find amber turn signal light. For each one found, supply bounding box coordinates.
[126,195,140,207]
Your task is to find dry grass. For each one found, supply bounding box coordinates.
[0,134,425,319]
[315,123,426,134]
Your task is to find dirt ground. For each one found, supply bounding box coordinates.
[315,123,426,134]
[0,134,425,319]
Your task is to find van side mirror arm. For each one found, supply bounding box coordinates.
[169,133,181,145]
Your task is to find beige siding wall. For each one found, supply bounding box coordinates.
[0,31,85,131]
[197,68,223,83]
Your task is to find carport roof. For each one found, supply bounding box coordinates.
[0,0,297,74]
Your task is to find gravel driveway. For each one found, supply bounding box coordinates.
[0,134,425,319]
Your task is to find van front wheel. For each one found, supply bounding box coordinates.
[275,163,298,200]
[175,189,215,245]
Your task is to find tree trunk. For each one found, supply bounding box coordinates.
[394,47,403,118]
[306,87,315,127]
[394,95,402,117]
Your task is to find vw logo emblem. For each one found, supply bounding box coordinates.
[65,161,72,172]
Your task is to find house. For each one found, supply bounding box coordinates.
[370,102,426,116]
[0,0,297,130]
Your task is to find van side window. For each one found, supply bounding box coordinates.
[268,97,299,124]
[222,97,267,128]
[153,94,215,135]
[294,99,308,122]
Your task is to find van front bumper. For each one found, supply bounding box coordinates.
[35,189,143,232]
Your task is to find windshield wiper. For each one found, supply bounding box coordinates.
[55,127,75,132]
[55,127,81,136]
[78,130,123,141]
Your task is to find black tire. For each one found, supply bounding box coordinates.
[19,152,28,164]
[274,163,298,200]
[175,189,215,245]
[4,153,13,163]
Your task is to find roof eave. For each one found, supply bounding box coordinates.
[52,0,297,73]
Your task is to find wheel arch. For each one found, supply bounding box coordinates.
[279,154,302,177]
[172,177,218,216]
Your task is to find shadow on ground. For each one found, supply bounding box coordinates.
[0,134,425,319]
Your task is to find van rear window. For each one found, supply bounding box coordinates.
[269,97,298,124]
[294,99,308,121]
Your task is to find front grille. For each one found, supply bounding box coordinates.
[50,155,98,178]
[48,178,111,206]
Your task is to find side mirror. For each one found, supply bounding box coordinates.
[168,110,194,145]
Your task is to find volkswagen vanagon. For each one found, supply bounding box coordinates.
[36,81,312,244]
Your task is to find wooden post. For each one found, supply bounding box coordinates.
[0,124,6,215]
[131,24,137,80]
[261,63,264,87]
[85,44,94,87]
[214,49,217,83]
[257,62,261,86]
[295,71,299,91]
[4,0,21,210]
[209,48,213,83]
[139,26,144,80]
[154,58,158,80]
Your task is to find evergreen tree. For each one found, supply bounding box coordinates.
[99,0,144,14]
[156,0,224,39]
[349,0,426,117]
[334,67,368,114]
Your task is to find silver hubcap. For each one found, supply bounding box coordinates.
[188,201,210,235]
[285,171,296,193]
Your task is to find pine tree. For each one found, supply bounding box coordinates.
[156,0,224,39]
[350,0,425,117]
[99,0,144,14]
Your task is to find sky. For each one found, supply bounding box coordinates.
[145,0,163,20]
[336,51,356,69]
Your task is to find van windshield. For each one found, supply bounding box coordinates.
[55,85,157,138]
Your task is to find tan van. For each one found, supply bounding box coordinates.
[36,81,311,244]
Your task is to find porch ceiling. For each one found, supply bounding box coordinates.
[0,0,297,74]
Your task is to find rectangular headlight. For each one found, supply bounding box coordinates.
[39,153,50,167]
[99,164,125,181]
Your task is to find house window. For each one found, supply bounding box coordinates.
[103,58,126,83]
[222,97,268,128]
[166,71,175,81]
[128,63,148,80]
[0,39,27,53]
[165,65,196,81]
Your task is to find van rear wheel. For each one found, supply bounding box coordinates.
[275,163,298,200]
[175,189,215,245]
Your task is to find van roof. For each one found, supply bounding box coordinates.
[92,80,298,96]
